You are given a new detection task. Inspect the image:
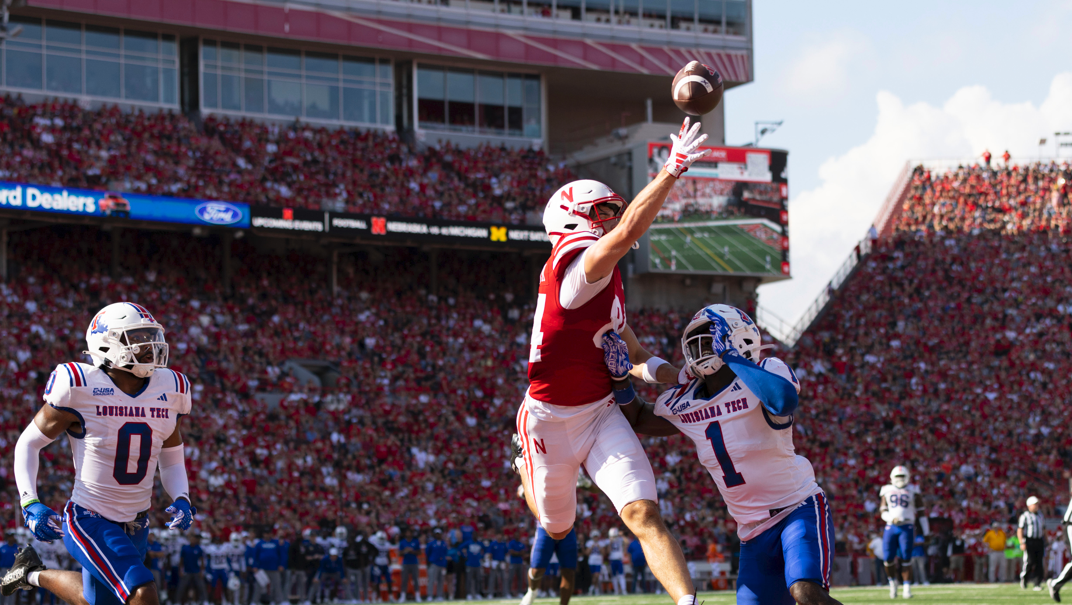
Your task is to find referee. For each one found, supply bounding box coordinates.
[1018,495,1045,591]
[1049,486,1072,602]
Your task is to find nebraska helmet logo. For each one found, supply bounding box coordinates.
[371,217,387,235]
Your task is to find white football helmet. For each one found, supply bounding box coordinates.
[890,466,909,489]
[607,528,619,538]
[542,179,627,247]
[85,302,168,378]
[335,526,348,541]
[681,304,762,378]
[590,529,601,538]
[230,532,243,545]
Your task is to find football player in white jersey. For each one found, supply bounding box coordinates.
[605,528,626,596]
[205,534,233,605]
[2,302,197,605]
[600,304,842,605]
[878,466,927,599]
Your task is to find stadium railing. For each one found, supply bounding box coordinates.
[872,161,912,240]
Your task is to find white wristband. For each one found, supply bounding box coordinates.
[641,357,668,383]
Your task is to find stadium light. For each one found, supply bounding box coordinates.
[1057,132,1072,158]
[755,121,783,147]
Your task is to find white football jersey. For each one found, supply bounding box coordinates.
[205,543,230,570]
[43,362,192,522]
[585,539,603,566]
[607,537,623,561]
[654,357,819,533]
[879,484,920,525]
[227,544,247,572]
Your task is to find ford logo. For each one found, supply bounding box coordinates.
[195,202,243,225]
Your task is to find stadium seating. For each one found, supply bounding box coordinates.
[0,95,574,224]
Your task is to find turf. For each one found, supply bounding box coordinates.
[648,222,782,276]
[496,584,1050,605]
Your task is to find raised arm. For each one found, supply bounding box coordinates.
[583,119,711,282]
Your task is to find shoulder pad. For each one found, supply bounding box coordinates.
[551,233,599,272]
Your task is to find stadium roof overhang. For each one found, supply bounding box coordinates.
[22,0,752,83]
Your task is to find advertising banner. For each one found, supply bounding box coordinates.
[0,181,250,229]
[643,144,789,279]
[251,207,549,249]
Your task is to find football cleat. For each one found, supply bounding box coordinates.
[1048,578,1060,602]
[1,545,46,596]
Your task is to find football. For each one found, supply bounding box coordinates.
[672,61,724,116]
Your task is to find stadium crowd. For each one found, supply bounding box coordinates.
[0,95,573,224]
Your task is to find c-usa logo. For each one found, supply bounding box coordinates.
[195,202,243,225]
[669,399,692,415]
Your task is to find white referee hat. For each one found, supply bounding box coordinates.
[1026,496,1039,506]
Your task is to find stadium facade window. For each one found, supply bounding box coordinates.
[0,17,177,106]
[668,0,698,30]
[200,39,393,128]
[417,64,541,138]
[724,0,747,36]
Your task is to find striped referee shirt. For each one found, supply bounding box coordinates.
[1019,510,1045,539]
[1064,498,1072,525]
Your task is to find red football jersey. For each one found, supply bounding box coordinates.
[527,232,627,406]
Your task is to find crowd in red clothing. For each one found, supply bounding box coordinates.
[0,95,573,224]
[779,160,1072,557]
[898,161,1072,235]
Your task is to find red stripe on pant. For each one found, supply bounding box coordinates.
[520,408,539,520]
[65,503,129,601]
[816,493,831,589]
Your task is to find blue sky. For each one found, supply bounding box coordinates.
[724,0,1072,325]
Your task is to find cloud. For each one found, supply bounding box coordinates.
[780,33,871,103]
[759,72,1072,329]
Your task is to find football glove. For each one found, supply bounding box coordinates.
[601,331,633,381]
[165,499,197,531]
[707,313,733,359]
[22,502,63,542]
[663,117,712,178]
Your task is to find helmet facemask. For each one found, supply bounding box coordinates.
[102,326,169,378]
[584,198,626,237]
[683,322,726,378]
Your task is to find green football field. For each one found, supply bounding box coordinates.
[493,584,1050,605]
[647,222,783,276]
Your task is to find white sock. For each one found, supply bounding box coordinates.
[28,571,42,587]
[676,594,696,605]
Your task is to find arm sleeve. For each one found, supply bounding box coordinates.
[14,420,58,507]
[560,247,613,309]
[725,353,800,416]
[159,444,191,503]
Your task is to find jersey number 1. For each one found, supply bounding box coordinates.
[113,422,152,485]
[704,421,745,488]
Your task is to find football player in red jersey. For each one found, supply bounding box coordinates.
[515,118,709,605]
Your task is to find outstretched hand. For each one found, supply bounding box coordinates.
[601,331,633,381]
[663,117,713,178]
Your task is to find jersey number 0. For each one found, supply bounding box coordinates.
[113,422,152,485]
